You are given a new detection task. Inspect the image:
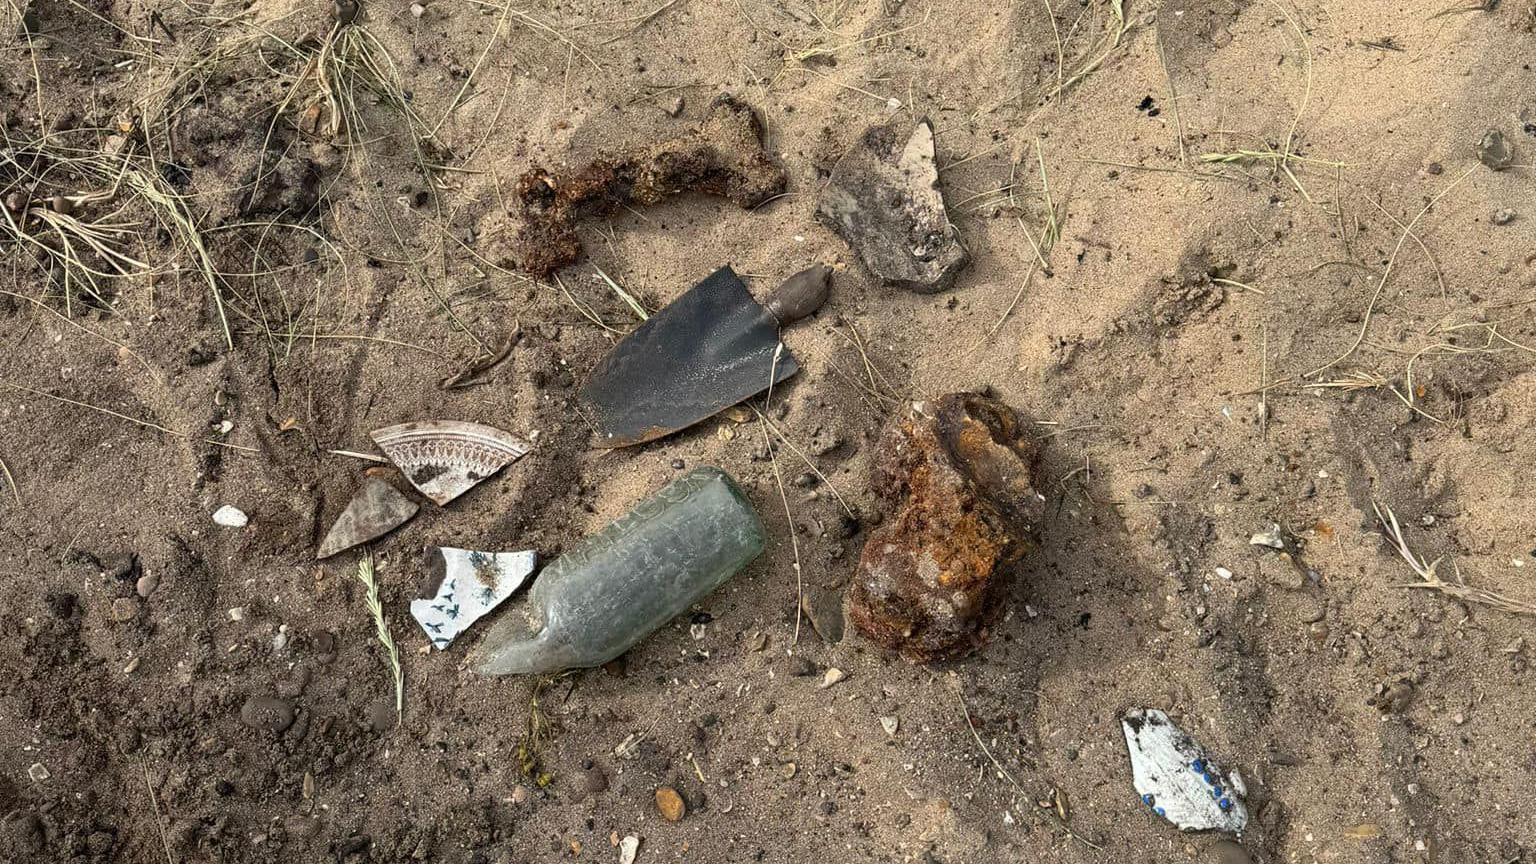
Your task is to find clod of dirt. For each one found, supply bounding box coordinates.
[816,119,969,294]
[1367,679,1415,714]
[109,597,139,622]
[1476,128,1513,170]
[1493,208,1516,225]
[510,95,786,277]
[240,695,296,733]
[655,786,686,821]
[1209,839,1254,864]
[846,393,1043,661]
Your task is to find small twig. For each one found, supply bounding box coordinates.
[0,381,257,452]
[1373,500,1536,616]
[0,452,19,507]
[140,758,176,864]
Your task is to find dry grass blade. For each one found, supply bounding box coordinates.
[1306,166,1475,378]
[0,380,257,451]
[356,553,405,721]
[952,679,1102,850]
[1372,500,1536,617]
[0,452,19,507]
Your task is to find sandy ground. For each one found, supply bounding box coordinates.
[3,0,1536,861]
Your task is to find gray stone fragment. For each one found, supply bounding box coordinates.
[1477,128,1512,170]
[817,120,969,294]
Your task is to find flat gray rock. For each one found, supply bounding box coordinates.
[817,119,968,294]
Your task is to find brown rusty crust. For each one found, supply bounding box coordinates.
[511,95,787,277]
[847,393,1042,662]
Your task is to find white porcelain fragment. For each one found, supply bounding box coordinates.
[1121,708,1248,833]
[370,420,531,506]
[212,505,249,528]
[411,547,536,649]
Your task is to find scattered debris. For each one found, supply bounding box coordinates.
[582,266,801,447]
[474,467,764,675]
[212,505,249,528]
[1121,708,1248,832]
[316,478,420,559]
[411,547,537,649]
[847,394,1043,660]
[655,786,686,821]
[817,119,969,293]
[371,420,531,506]
[819,667,847,689]
[618,835,641,864]
[1476,128,1513,170]
[512,95,786,277]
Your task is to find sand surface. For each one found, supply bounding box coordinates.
[3,0,1536,861]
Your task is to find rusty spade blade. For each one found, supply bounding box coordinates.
[582,266,802,447]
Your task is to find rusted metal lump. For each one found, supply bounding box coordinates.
[846,393,1043,661]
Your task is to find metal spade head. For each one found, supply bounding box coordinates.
[316,477,420,559]
[582,266,799,447]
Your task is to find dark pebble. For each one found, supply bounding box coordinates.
[240,695,296,733]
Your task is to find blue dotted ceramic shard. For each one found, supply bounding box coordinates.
[1122,708,1249,833]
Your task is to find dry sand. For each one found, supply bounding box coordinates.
[2,0,1536,861]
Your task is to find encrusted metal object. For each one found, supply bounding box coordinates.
[370,420,531,506]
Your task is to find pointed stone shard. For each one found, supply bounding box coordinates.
[370,420,531,506]
[817,119,969,294]
[411,546,536,649]
[316,477,419,559]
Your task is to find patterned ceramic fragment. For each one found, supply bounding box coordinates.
[316,478,419,559]
[370,420,531,506]
[1122,708,1249,833]
[411,547,536,649]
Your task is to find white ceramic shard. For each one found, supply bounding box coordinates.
[1121,708,1248,833]
[370,420,531,506]
[411,547,536,649]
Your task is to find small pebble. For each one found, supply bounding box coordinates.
[511,785,531,805]
[110,597,138,622]
[135,572,159,598]
[410,2,425,17]
[655,786,686,821]
[27,763,49,782]
[240,695,296,733]
[879,716,898,736]
[1476,128,1513,170]
[819,667,847,689]
[1208,839,1253,864]
[1492,208,1516,225]
[618,835,640,864]
[664,96,685,117]
[212,505,248,528]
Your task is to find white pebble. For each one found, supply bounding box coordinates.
[28,763,49,782]
[212,505,248,528]
[410,2,424,17]
[880,716,899,736]
[819,668,847,689]
[618,835,641,864]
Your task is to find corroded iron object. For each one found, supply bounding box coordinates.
[316,477,420,559]
[473,467,764,675]
[846,393,1042,660]
[370,420,531,506]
